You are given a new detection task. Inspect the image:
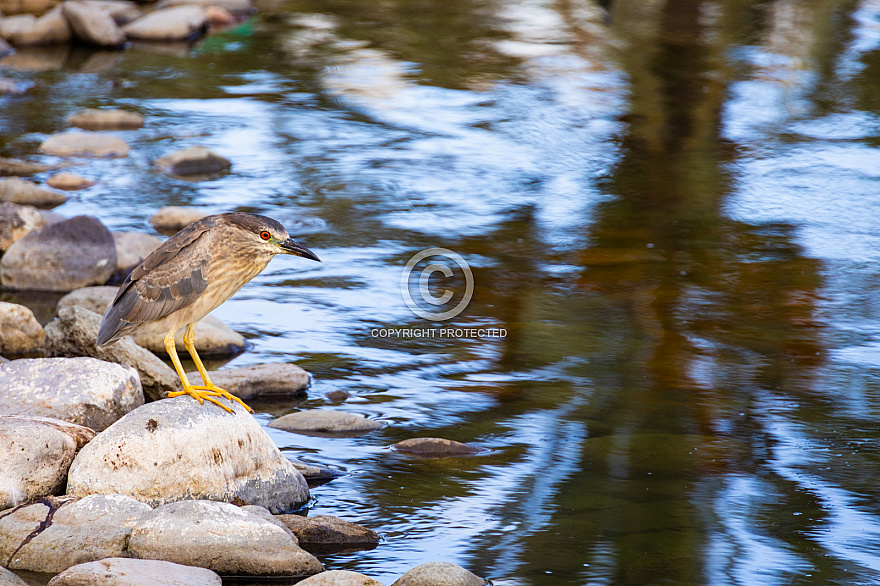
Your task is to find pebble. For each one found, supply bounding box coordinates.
[391,437,482,456]
[0,302,43,355]
[66,108,145,130]
[391,562,488,586]
[46,171,94,190]
[0,177,67,208]
[40,130,130,157]
[269,409,384,436]
[154,146,231,177]
[122,5,208,41]
[48,558,221,586]
[186,362,310,400]
[149,205,209,234]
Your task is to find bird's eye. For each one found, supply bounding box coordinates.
[260,231,271,241]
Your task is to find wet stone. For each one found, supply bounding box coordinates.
[0,201,47,252]
[66,108,144,130]
[275,514,380,551]
[268,409,384,436]
[154,146,231,177]
[0,302,44,354]
[47,558,222,586]
[0,177,67,208]
[40,131,130,157]
[0,157,50,176]
[391,437,483,456]
[46,171,93,190]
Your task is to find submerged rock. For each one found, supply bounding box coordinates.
[46,171,94,190]
[128,500,322,576]
[66,108,145,130]
[391,562,488,586]
[298,571,387,586]
[0,157,50,176]
[122,5,207,41]
[149,205,209,234]
[62,0,126,47]
[48,558,222,586]
[40,130,130,157]
[0,215,116,292]
[269,410,384,436]
[0,357,143,431]
[154,146,231,177]
[0,301,44,354]
[391,437,482,456]
[67,397,310,512]
[0,177,67,208]
[0,416,94,510]
[186,363,309,400]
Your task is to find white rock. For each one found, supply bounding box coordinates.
[0,177,67,208]
[391,562,488,586]
[149,205,208,234]
[48,557,222,586]
[128,500,322,576]
[40,130,130,157]
[0,357,143,431]
[298,571,387,586]
[0,494,151,573]
[67,397,310,512]
[0,416,94,510]
[46,171,94,190]
[122,5,207,41]
[0,301,44,354]
[66,108,144,130]
[268,410,384,436]
[187,363,309,400]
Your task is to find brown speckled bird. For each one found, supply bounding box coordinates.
[96,213,320,413]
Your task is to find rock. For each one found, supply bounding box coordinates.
[0,302,44,354]
[62,0,126,47]
[0,494,151,573]
[0,567,28,586]
[276,514,380,549]
[0,14,36,42]
[66,397,311,512]
[268,410,384,437]
[0,215,116,292]
[289,460,342,485]
[0,77,30,94]
[0,0,58,15]
[156,0,251,13]
[128,500,322,576]
[240,504,298,541]
[0,177,67,208]
[122,5,207,41]
[187,363,309,400]
[0,44,68,71]
[46,171,93,190]
[204,5,233,26]
[40,130,130,157]
[48,558,222,586]
[0,6,70,45]
[39,208,66,224]
[0,157,50,176]
[0,38,11,56]
[326,389,350,402]
[0,201,46,252]
[391,438,482,456]
[154,146,231,177]
[79,0,141,24]
[298,571,387,586]
[391,562,487,586]
[111,231,162,274]
[0,417,94,509]
[0,357,143,431]
[66,108,144,130]
[43,305,181,402]
[149,206,208,234]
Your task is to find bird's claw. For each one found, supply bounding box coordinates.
[168,385,251,413]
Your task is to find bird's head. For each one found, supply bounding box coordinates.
[222,213,321,262]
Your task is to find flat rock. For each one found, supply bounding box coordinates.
[0,494,151,573]
[67,108,144,130]
[289,460,343,485]
[0,357,143,431]
[122,5,207,41]
[154,146,231,177]
[0,567,27,586]
[156,0,251,13]
[0,5,70,45]
[0,215,116,292]
[62,0,126,47]
[44,305,181,402]
[391,562,487,586]
[66,397,311,512]
[391,437,482,456]
[187,363,309,400]
[46,171,93,190]
[298,571,387,586]
[40,131,130,157]
[149,205,209,234]
[0,417,94,509]
[48,557,222,586]
[0,177,67,208]
[0,157,50,176]
[0,301,44,354]
[128,500,322,576]
[276,514,380,548]
[268,410,384,437]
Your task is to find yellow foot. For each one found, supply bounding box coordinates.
[168,385,253,413]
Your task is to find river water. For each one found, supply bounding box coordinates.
[4,0,880,584]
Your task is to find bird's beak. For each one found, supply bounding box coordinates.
[278,238,321,262]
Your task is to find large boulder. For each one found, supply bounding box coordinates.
[40,131,130,157]
[0,494,151,573]
[62,0,125,47]
[0,215,116,292]
[149,206,209,234]
[186,363,309,400]
[0,177,66,208]
[154,146,231,177]
[298,571,387,586]
[0,416,94,509]
[122,5,207,41]
[67,108,144,130]
[0,302,44,354]
[0,357,143,431]
[128,500,322,576]
[66,397,311,512]
[391,562,487,586]
[268,410,384,437]
[48,558,222,586]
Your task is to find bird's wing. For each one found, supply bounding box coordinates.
[96,221,213,345]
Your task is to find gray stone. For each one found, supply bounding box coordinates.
[0,357,143,431]
[0,302,44,354]
[0,6,70,45]
[67,108,144,130]
[48,558,221,586]
[0,157,50,176]
[154,146,231,177]
[0,215,116,292]
[149,206,208,234]
[43,305,181,402]
[39,208,66,224]
[122,5,207,41]
[391,437,482,456]
[187,363,309,400]
[0,416,94,510]
[46,171,93,190]
[62,0,126,47]
[0,567,27,586]
[276,514,380,547]
[128,500,322,576]
[240,504,297,542]
[67,397,311,512]
[268,410,384,436]
[0,494,151,573]
[0,177,67,208]
[155,0,251,13]
[289,460,342,483]
[391,562,487,586]
[298,571,387,586]
[40,130,129,158]
[111,232,162,273]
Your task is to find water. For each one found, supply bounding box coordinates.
[4,0,880,584]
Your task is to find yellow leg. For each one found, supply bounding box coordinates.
[183,324,253,413]
[164,328,234,413]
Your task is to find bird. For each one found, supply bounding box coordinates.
[96,212,320,413]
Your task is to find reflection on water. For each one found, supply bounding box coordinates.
[4,0,880,584]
